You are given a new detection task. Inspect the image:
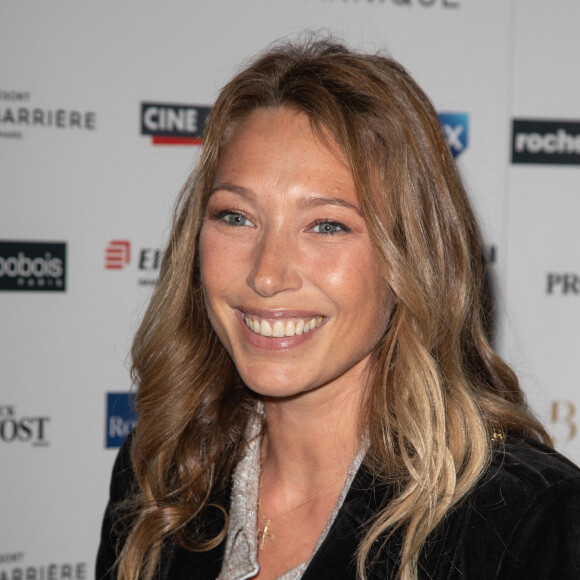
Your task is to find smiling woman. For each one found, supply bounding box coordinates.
[97,39,580,580]
[200,108,392,401]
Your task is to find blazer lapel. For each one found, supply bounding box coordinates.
[161,541,226,580]
[302,466,401,580]
[160,484,231,580]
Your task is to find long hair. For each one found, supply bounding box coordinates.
[117,38,549,579]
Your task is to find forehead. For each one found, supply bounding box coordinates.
[216,108,351,184]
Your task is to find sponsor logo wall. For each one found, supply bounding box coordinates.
[0,554,89,580]
[317,0,462,8]
[504,0,580,462]
[546,272,580,295]
[439,112,469,158]
[106,392,137,448]
[0,405,50,446]
[141,102,210,145]
[550,400,578,447]
[0,90,96,140]
[2,0,579,571]
[512,119,580,164]
[104,240,162,286]
[0,241,66,291]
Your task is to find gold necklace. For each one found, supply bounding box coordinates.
[257,472,346,551]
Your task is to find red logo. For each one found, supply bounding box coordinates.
[105,240,131,270]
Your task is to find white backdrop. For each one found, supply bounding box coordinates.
[1,0,579,575]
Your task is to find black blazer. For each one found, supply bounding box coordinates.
[97,435,580,579]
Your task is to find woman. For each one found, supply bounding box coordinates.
[97,39,580,579]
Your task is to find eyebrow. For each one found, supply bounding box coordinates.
[210,183,254,198]
[295,195,361,215]
[211,182,362,215]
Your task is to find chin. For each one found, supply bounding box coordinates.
[238,366,316,400]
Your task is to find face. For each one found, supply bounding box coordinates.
[199,108,393,403]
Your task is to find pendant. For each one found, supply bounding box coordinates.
[258,518,275,550]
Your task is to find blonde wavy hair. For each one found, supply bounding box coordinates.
[115,39,549,579]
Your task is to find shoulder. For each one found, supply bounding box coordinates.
[488,434,580,488]
[96,433,230,579]
[107,431,137,502]
[472,435,580,539]
[425,435,580,579]
[473,435,580,519]
[96,433,138,579]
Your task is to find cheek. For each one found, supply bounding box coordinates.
[200,228,231,283]
[318,245,382,302]
[198,226,249,331]
[198,230,212,289]
[199,225,250,274]
[323,259,352,287]
[330,247,392,335]
[307,241,370,289]
[198,231,234,350]
[198,228,225,311]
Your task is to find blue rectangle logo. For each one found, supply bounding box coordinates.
[439,112,469,158]
[106,392,137,448]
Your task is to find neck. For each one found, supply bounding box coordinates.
[260,379,364,497]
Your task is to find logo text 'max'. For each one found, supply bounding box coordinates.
[512,119,580,165]
[141,102,210,145]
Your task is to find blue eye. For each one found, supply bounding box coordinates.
[211,210,254,227]
[311,220,350,235]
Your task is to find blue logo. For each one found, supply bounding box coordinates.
[106,392,137,448]
[439,112,469,158]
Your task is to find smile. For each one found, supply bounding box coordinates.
[243,314,324,337]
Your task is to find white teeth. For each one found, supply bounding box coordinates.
[272,320,285,337]
[260,319,272,337]
[285,320,296,337]
[243,315,323,338]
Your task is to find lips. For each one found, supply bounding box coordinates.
[243,314,324,337]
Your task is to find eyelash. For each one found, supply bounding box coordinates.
[209,209,254,227]
[310,219,351,235]
[208,210,351,235]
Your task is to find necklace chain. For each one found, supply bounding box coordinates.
[257,472,345,550]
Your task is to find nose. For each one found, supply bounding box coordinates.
[246,228,303,297]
